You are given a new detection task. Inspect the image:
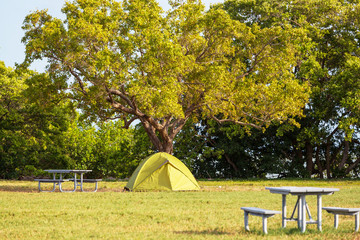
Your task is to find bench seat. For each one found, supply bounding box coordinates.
[69,179,102,182]
[241,207,281,234]
[69,179,102,192]
[34,179,69,183]
[323,207,360,232]
[34,179,69,192]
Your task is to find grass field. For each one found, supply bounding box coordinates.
[1,179,360,239]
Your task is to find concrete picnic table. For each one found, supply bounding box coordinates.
[265,186,339,233]
[35,169,93,192]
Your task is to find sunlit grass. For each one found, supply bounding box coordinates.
[0,179,359,239]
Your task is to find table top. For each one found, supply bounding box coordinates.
[265,186,340,195]
[45,169,92,174]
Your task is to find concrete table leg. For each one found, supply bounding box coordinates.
[244,211,250,231]
[262,217,268,234]
[317,195,322,231]
[282,194,287,228]
[298,196,302,229]
[334,214,339,229]
[355,213,359,232]
[300,195,306,233]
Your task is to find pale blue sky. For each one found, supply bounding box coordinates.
[0,0,223,72]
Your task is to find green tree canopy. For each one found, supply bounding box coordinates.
[220,0,360,178]
[0,61,28,128]
[22,0,310,153]
[0,61,75,178]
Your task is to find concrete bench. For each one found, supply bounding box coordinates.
[241,207,281,234]
[323,207,360,232]
[34,179,69,192]
[69,179,102,192]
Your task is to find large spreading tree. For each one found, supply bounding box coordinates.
[22,0,310,154]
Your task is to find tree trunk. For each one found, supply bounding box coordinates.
[305,142,313,176]
[338,141,349,170]
[139,117,185,155]
[159,138,174,154]
[325,142,332,179]
[224,153,239,173]
[292,140,303,165]
[141,125,174,154]
[315,146,324,179]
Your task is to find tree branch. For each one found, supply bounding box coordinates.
[236,36,279,80]
[338,141,349,170]
[108,88,135,109]
[211,115,261,129]
[123,116,139,129]
[68,68,88,95]
[346,156,360,174]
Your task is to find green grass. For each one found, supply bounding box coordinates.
[1,179,360,239]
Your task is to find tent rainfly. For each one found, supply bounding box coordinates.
[125,152,200,191]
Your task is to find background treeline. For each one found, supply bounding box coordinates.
[2,0,360,179]
[1,59,360,179]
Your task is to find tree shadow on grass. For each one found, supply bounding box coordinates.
[0,182,125,193]
[0,185,37,193]
[174,228,233,236]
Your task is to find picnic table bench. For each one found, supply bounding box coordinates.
[34,179,69,192]
[323,207,360,232]
[241,207,281,234]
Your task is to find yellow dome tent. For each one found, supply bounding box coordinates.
[125,152,200,191]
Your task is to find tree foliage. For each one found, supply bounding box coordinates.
[64,118,153,178]
[0,60,151,179]
[0,61,75,178]
[21,0,310,154]
[217,0,360,178]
